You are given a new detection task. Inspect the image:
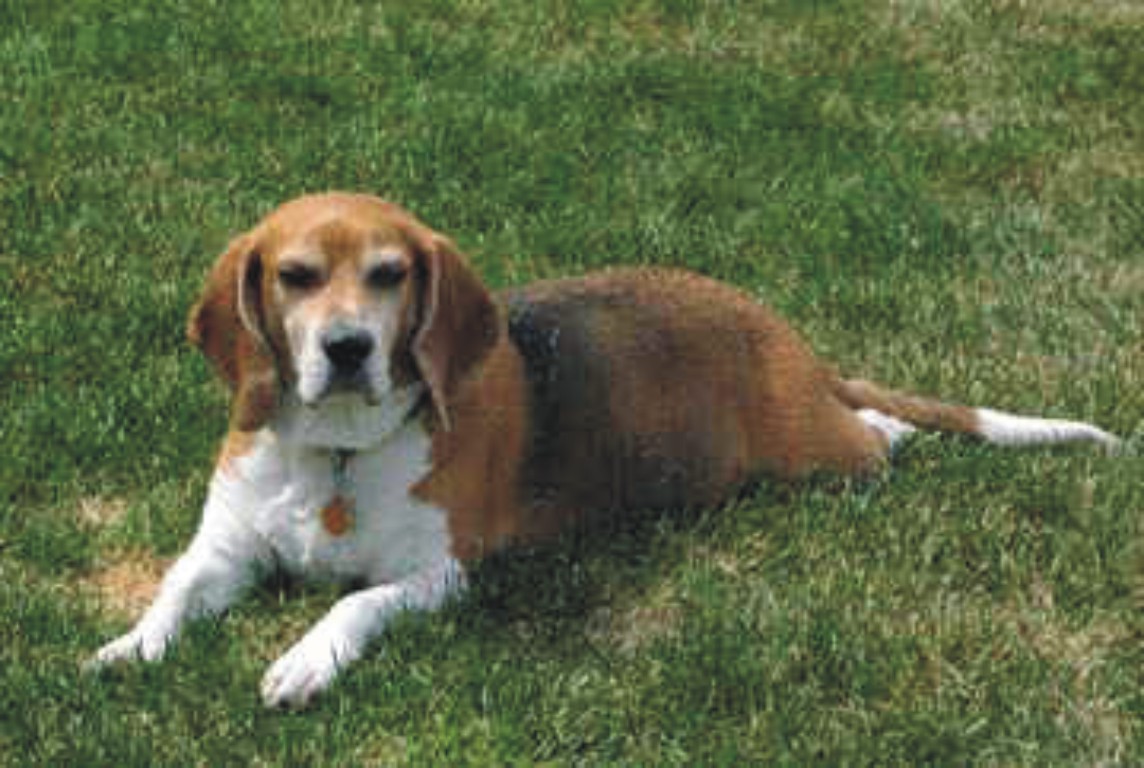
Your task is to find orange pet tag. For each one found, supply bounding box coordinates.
[320,494,355,537]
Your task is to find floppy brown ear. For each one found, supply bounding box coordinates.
[411,234,499,431]
[187,234,280,432]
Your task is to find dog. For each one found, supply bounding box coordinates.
[86,192,1119,708]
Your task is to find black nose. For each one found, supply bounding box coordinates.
[322,328,374,372]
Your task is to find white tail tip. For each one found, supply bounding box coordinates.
[974,408,1121,452]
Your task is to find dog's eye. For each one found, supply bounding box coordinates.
[278,264,322,290]
[366,261,408,290]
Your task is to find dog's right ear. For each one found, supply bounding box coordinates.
[187,234,280,432]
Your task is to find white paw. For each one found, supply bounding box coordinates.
[857,408,917,452]
[84,628,169,673]
[260,620,363,709]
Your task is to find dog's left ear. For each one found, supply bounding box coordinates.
[187,233,281,432]
[410,232,498,431]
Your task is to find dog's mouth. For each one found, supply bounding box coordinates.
[295,354,386,408]
[304,373,383,408]
[285,378,427,451]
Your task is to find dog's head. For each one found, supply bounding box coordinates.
[189,193,498,436]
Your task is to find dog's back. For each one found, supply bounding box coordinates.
[503,269,861,519]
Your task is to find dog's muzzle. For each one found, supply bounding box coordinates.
[323,325,374,374]
[317,323,378,399]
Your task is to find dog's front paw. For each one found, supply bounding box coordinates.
[84,628,169,673]
[261,621,363,709]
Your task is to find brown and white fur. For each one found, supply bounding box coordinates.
[86,193,1119,708]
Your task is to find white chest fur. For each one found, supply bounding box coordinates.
[207,416,449,586]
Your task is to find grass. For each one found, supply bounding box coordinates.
[2,0,1142,763]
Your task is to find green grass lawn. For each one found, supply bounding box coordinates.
[2,0,1142,763]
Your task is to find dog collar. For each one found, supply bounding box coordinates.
[316,391,430,536]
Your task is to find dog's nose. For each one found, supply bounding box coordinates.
[322,327,374,372]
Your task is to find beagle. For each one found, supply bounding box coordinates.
[86,193,1119,708]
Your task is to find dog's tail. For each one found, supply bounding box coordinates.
[833,378,1120,451]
